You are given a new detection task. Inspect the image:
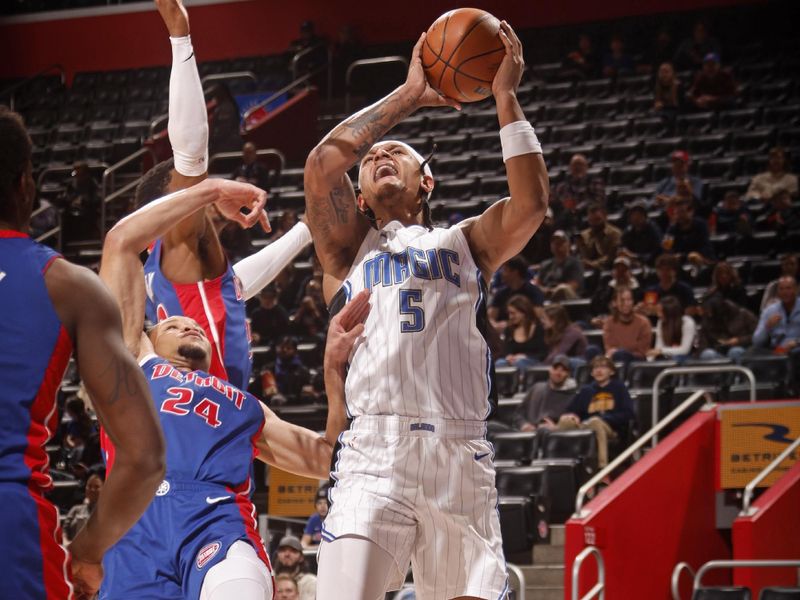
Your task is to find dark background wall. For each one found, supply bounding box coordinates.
[1,0,762,80]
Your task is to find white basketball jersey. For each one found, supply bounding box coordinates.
[338,220,494,421]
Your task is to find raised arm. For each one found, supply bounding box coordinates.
[100,179,267,357]
[304,33,459,300]
[45,260,165,598]
[462,22,549,278]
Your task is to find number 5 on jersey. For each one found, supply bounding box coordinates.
[399,289,425,333]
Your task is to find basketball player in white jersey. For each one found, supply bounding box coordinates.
[304,21,548,600]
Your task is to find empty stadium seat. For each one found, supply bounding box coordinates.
[698,156,740,180]
[520,365,552,390]
[760,588,800,599]
[491,432,539,466]
[608,164,650,187]
[590,120,630,143]
[717,108,761,131]
[495,465,548,498]
[627,360,680,391]
[730,128,775,156]
[497,496,538,553]
[539,430,598,472]
[495,366,520,397]
[643,137,685,160]
[615,75,652,96]
[688,133,730,158]
[676,112,715,135]
[600,140,642,164]
[582,97,622,122]
[692,587,751,600]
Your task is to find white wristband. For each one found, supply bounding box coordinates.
[500,120,542,162]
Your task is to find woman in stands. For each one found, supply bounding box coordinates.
[496,294,548,370]
[653,62,683,120]
[703,261,748,308]
[697,296,756,363]
[647,295,696,363]
[543,304,588,368]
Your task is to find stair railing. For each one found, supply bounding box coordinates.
[572,545,605,600]
[0,64,65,111]
[693,560,800,594]
[670,561,696,600]
[345,56,409,113]
[100,147,156,239]
[741,434,800,516]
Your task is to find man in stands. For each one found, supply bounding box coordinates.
[663,196,715,263]
[536,230,584,301]
[752,276,800,393]
[577,202,622,271]
[231,142,272,191]
[513,355,577,431]
[687,52,737,111]
[619,200,663,266]
[489,254,545,331]
[557,355,634,469]
[602,287,653,365]
[654,150,703,208]
[638,253,696,317]
[552,153,605,233]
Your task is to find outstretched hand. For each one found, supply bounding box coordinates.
[492,21,524,97]
[325,289,371,366]
[213,179,271,233]
[70,556,103,600]
[404,33,462,111]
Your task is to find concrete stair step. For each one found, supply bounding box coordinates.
[550,524,566,546]
[523,586,565,600]
[519,564,564,586]
[533,543,565,565]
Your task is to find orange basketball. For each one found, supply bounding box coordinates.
[421,8,504,103]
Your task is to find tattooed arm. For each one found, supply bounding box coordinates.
[304,32,459,300]
[45,259,165,598]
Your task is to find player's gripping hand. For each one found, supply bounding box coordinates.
[212,179,271,233]
[492,21,524,97]
[325,289,371,366]
[403,33,462,111]
[70,555,103,600]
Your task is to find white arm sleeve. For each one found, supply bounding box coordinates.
[233,222,313,300]
[168,35,208,176]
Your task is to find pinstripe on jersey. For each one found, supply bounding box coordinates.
[338,221,495,421]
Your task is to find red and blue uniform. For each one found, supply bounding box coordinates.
[100,356,271,599]
[0,231,74,599]
[144,238,252,390]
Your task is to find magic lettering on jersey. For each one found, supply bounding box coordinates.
[151,363,246,409]
[362,247,461,290]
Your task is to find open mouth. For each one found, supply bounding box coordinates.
[374,163,398,181]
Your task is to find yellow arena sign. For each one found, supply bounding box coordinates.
[719,401,800,489]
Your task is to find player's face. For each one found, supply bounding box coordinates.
[152,317,212,369]
[358,143,428,218]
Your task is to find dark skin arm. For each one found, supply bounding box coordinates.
[45,259,166,599]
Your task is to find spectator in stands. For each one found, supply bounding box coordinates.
[591,256,641,318]
[746,147,798,202]
[563,34,599,79]
[687,52,737,110]
[497,295,548,370]
[653,151,703,208]
[275,574,300,600]
[697,296,756,362]
[638,253,697,316]
[703,261,748,308]
[273,209,301,240]
[663,197,715,263]
[711,191,752,236]
[521,207,555,265]
[577,202,622,271]
[513,355,577,431]
[758,189,800,234]
[535,230,584,300]
[603,287,653,365]
[291,278,328,340]
[59,161,100,242]
[761,254,799,310]
[552,154,605,233]
[269,336,312,403]
[250,284,290,346]
[231,141,271,191]
[489,255,545,331]
[62,472,104,542]
[673,21,721,71]
[332,23,364,96]
[752,276,800,392]
[275,263,305,311]
[619,201,663,266]
[640,29,675,73]
[274,535,316,600]
[63,396,96,450]
[301,486,329,548]
[647,295,696,363]
[653,62,683,118]
[288,19,324,55]
[602,34,634,78]
[557,355,634,469]
[543,304,588,367]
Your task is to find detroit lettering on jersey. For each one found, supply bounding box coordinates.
[363,246,461,290]
[151,362,246,410]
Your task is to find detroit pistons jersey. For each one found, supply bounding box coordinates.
[139,355,264,487]
[144,239,252,390]
[336,221,495,421]
[0,231,74,600]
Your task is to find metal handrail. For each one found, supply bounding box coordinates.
[572,545,605,600]
[652,366,756,446]
[36,162,109,188]
[290,43,331,83]
[208,148,286,177]
[507,563,526,600]
[0,64,65,111]
[741,435,800,516]
[240,71,317,129]
[100,147,155,238]
[694,560,800,591]
[148,71,259,137]
[670,561,696,600]
[345,56,409,113]
[575,390,711,517]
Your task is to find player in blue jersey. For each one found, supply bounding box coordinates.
[98,176,369,600]
[0,106,166,599]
